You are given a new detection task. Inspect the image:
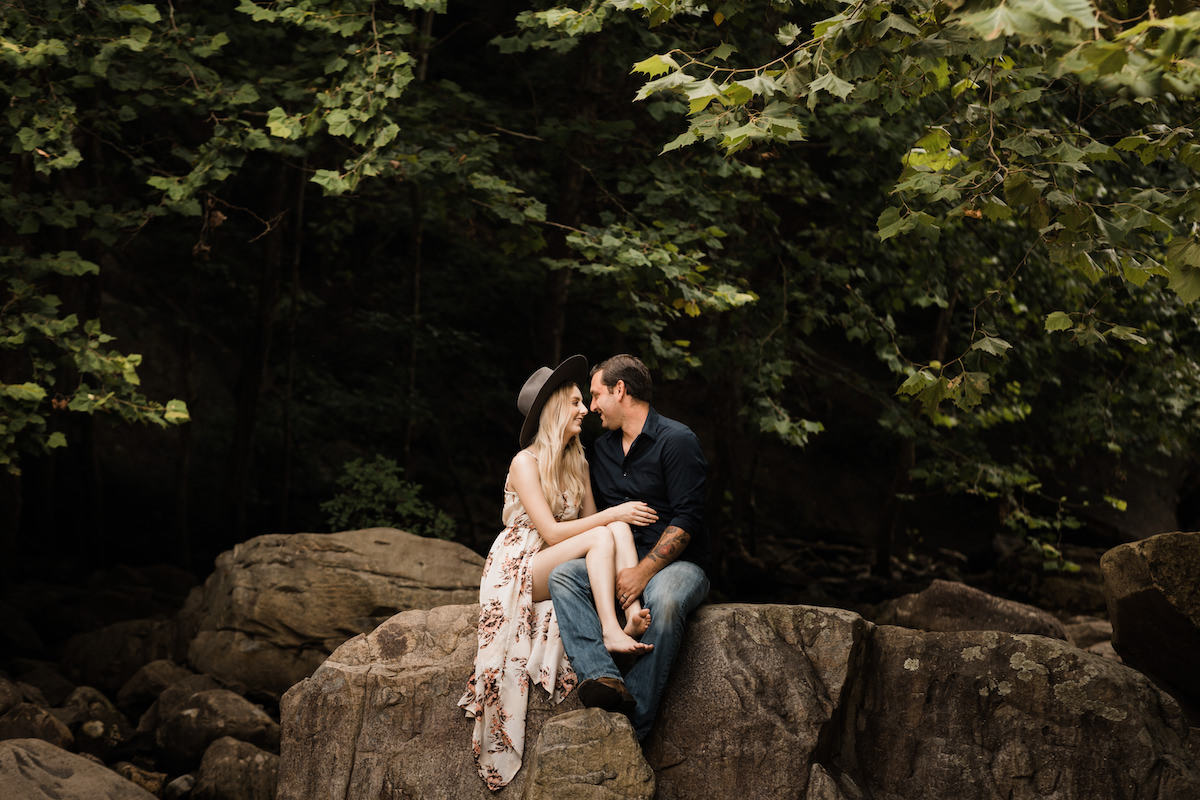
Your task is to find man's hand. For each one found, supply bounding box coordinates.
[616,525,690,609]
[616,563,652,610]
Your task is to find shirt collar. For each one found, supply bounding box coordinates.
[636,406,662,442]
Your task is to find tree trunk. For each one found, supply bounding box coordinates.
[224,160,289,540]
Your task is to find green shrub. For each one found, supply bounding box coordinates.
[321,455,455,539]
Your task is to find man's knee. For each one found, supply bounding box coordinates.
[645,564,708,625]
[549,557,588,592]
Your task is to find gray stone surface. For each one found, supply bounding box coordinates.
[1103,530,1200,713]
[182,528,483,698]
[869,578,1069,640]
[0,738,157,799]
[277,601,1200,800]
[522,709,653,800]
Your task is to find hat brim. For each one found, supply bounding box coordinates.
[519,354,589,448]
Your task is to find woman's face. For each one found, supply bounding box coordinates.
[563,385,588,441]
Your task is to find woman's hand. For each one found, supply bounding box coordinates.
[608,500,658,527]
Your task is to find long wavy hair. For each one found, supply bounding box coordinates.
[528,383,587,517]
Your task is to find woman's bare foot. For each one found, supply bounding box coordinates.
[623,607,651,638]
[603,627,654,654]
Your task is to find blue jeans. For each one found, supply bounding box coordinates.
[549,558,709,739]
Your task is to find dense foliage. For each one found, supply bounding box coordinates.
[4,0,1200,586]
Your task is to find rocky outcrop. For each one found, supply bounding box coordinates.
[277,603,1200,800]
[179,528,483,698]
[140,674,279,772]
[523,709,654,800]
[0,702,74,750]
[0,737,157,799]
[193,736,279,800]
[1102,531,1200,715]
[868,578,1069,640]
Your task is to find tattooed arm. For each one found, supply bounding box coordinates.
[615,524,691,610]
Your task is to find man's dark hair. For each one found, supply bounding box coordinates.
[591,354,653,403]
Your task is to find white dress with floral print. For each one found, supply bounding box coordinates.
[457,471,577,790]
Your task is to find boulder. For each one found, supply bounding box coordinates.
[868,578,1069,640]
[116,659,195,719]
[14,661,77,705]
[277,605,481,800]
[1064,615,1114,650]
[844,626,1197,799]
[60,618,175,696]
[136,673,222,738]
[278,602,1200,800]
[1102,531,1200,714]
[147,677,280,772]
[0,738,157,799]
[0,702,74,749]
[18,680,49,707]
[184,528,483,698]
[61,685,136,760]
[645,605,868,800]
[193,736,279,800]
[0,676,21,716]
[522,709,653,800]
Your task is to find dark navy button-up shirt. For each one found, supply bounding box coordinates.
[589,407,710,573]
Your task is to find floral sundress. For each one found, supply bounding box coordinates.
[457,468,577,790]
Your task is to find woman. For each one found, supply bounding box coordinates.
[458,355,657,790]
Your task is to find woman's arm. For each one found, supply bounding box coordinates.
[510,452,655,545]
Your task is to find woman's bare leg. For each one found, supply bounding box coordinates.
[608,522,651,637]
[530,527,651,654]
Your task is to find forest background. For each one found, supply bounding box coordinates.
[6,0,1200,610]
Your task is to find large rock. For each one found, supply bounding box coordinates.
[116,659,195,719]
[845,626,1197,799]
[869,578,1069,640]
[193,736,279,800]
[0,676,21,715]
[60,685,136,760]
[277,601,1200,800]
[183,528,483,698]
[522,709,653,800]
[0,738,157,799]
[141,674,279,771]
[1102,531,1200,714]
[60,618,175,696]
[277,605,481,800]
[0,702,74,749]
[645,605,868,799]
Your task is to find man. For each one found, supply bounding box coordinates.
[548,354,710,740]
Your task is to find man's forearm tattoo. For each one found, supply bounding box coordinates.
[647,525,690,565]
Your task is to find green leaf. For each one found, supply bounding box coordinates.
[325,109,356,137]
[631,54,678,77]
[711,43,737,62]
[660,130,697,153]
[164,399,190,424]
[1,383,47,402]
[877,206,904,240]
[809,71,855,101]
[1044,311,1074,332]
[775,22,803,45]
[266,107,303,140]
[970,335,1013,357]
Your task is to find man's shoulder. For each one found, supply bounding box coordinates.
[648,407,698,440]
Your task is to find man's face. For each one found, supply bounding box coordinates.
[589,371,622,431]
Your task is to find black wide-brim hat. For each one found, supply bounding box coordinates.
[517,354,589,448]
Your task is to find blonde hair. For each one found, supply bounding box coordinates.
[528,383,587,516]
